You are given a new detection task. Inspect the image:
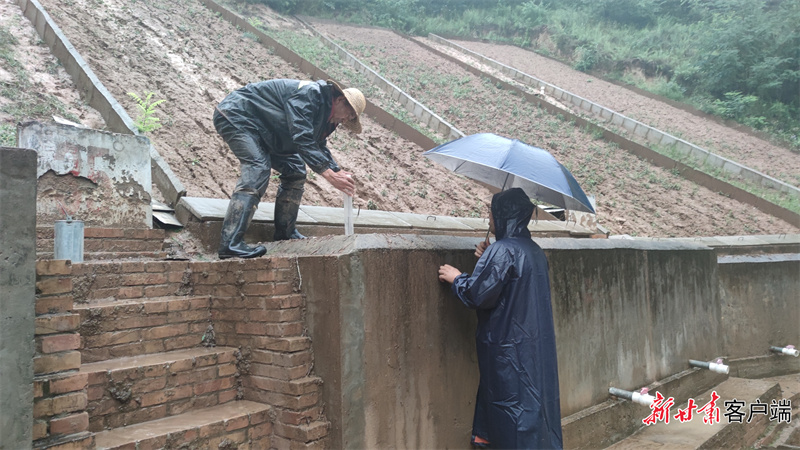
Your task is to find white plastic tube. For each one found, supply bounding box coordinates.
[689,359,730,374]
[770,346,799,357]
[343,193,354,236]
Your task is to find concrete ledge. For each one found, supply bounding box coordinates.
[562,366,727,449]
[729,355,800,379]
[427,34,800,202]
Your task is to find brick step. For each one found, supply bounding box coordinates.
[37,227,166,254]
[37,251,170,261]
[93,400,271,450]
[607,377,782,449]
[81,347,240,433]
[75,296,212,363]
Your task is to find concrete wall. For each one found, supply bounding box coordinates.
[18,121,152,228]
[718,253,800,358]
[261,234,790,448]
[0,147,37,450]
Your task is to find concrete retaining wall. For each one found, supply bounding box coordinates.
[14,0,186,207]
[0,147,37,450]
[262,234,797,448]
[718,253,800,358]
[428,34,800,200]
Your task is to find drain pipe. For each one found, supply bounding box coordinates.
[689,358,729,374]
[770,345,799,357]
[609,387,656,407]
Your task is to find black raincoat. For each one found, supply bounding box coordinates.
[451,188,563,449]
[214,79,341,175]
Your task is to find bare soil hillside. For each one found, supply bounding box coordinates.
[2,0,798,238]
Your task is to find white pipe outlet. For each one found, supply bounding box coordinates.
[689,359,730,374]
[770,345,799,357]
[609,387,656,407]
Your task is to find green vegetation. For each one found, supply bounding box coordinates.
[127,91,165,133]
[257,0,800,151]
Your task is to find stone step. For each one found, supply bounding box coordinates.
[75,296,212,363]
[607,377,782,449]
[37,226,166,254]
[37,251,170,261]
[81,347,240,433]
[93,400,271,450]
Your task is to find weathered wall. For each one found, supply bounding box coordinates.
[17,121,152,228]
[0,147,37,450]
[718,253,800,358]
[268,234,795,449]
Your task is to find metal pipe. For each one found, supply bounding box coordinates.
[609,387,655,407]
[770,346,799,357]
[689,359,729,374]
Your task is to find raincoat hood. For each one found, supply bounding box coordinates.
[491,188,533,240]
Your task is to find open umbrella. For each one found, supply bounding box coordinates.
[423,133,595,214]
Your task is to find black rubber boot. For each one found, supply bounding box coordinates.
[273,178,306,241]
[218,191,267,259]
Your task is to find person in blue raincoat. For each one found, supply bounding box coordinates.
[438,187,563,449]
[213,79,365,259]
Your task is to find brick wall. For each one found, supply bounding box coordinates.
[34,260,94,449]
[35,256,329,449]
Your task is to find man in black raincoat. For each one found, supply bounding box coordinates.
[438,188,563,449]
[213,79,365,259]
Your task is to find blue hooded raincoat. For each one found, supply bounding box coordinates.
[451,188,563,449]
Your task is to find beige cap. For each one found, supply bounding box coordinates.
[329,80,365,134]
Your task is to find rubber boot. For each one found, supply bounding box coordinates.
[218,191,267,259]
[273,178,306,241]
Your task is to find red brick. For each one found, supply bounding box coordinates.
[249,408,271,425]
[272,282,295,296]
[199,422,225,438]
[120,272,168,286]
[218,363,238,377]
[249,363,309,381]
[194,377,234,396]
[250,308,302,323]
[164,335,201,351]
[264,322,304,337]
[103,315,167,331]
[117,286,144,299]
[41,333,81,353]
[252,350,312,368]
[83,329,143,348]
[225,415,249,432]
[274,421,329,442]
[36,277,72,296]
[34,351,81,374]
[143,261,169,273]
[36,260,72,276]
[35,314,79,335]
[50,373,88,395]
[249,390,319,410]
[219,389,238,404]
[143,285,175,298]
[43,435,95,450]
[148,323,188,339]
[248,421,273,440]
[247,376,320,396]
[87,385,104,401]
[253,336,311,353]
[49,412,89,435]
[236,322,267,335]
[120,261,145,272]
[32,420,48,440]
[35,296,73,315]
[132,377,167,394]
[34,392,87,418]
[275,407,323,426]
[34,381,45,398]
[165,299,190,311]
[84,228,124,238]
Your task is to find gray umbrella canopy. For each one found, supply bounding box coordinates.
[424,133,595,214]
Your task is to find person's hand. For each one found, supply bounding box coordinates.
[321,169,355,196]
[438,264,462,284]
[474,237,490,258]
